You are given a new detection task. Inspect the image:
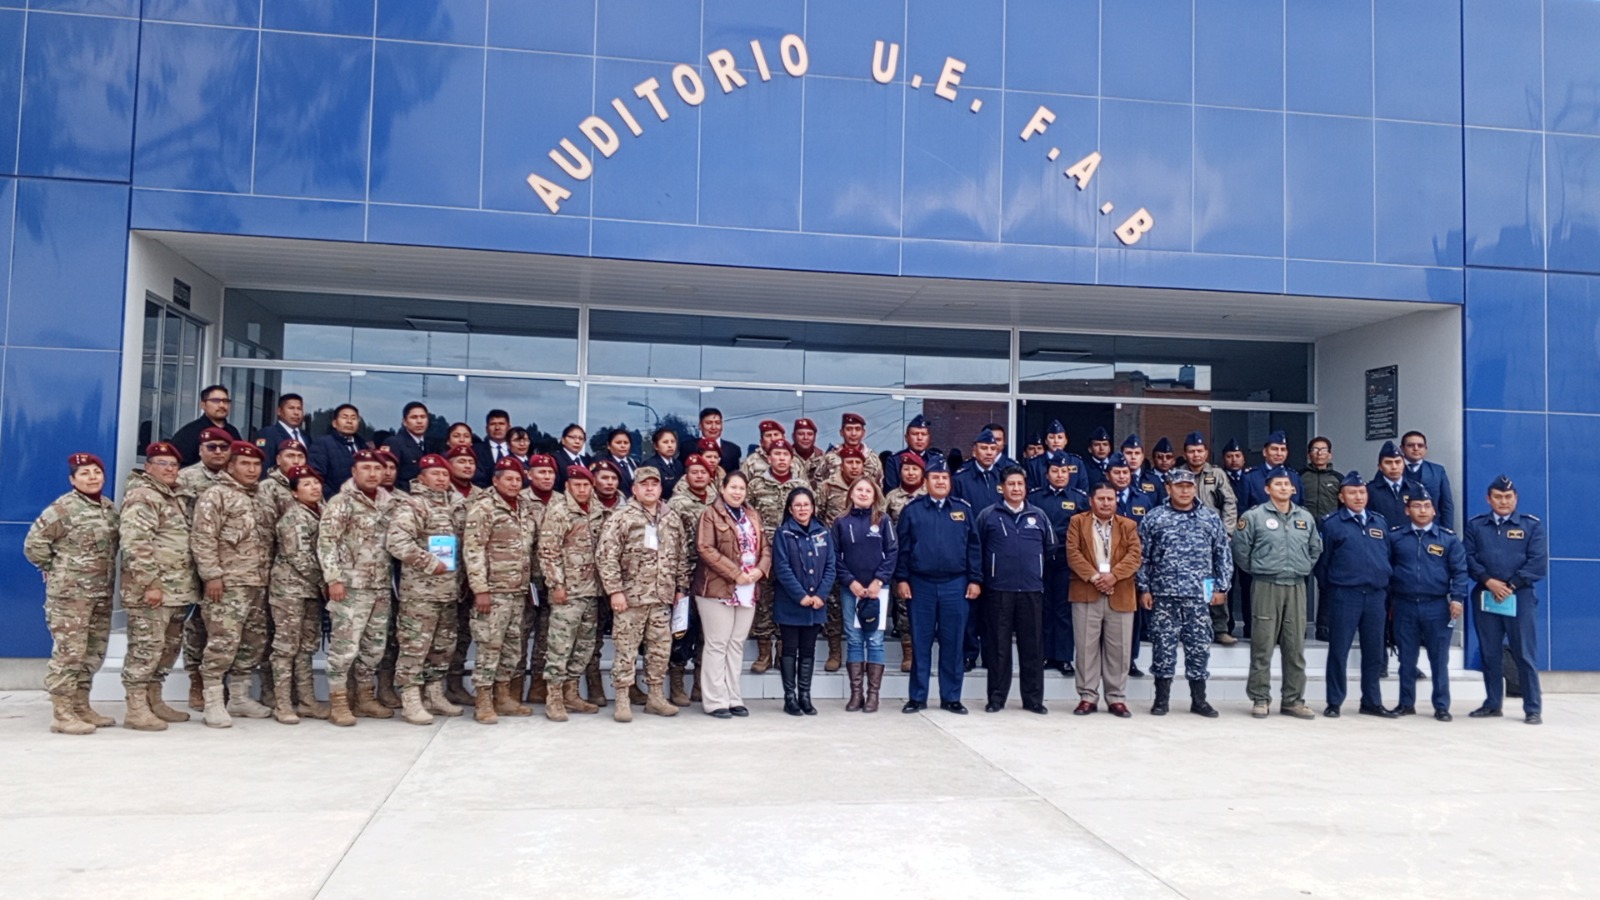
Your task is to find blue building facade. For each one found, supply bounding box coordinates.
[0,1,1594,667]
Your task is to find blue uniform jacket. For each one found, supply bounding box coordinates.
[953,462,1004,514]
[1405,459,1454,529]
[894,495,981,583]
[1239,466,1304,509]
[1387,524,1470,602]
[975,501,1053,593]
[884,447,946,492]
[1463,511,1547,598]
[1024,451,1087,493]
[1364,476,1414,530]
[1134,467,1168,504]
[642,453,684,498]
[1115,485,1157,522]
[1315,507,1392,590]
[255,421,305,470]
[308,432,363,498]
[772,517,836,627]
[1028,484,1088,563]
[1083,454,1113,487]
[833,506,899,589]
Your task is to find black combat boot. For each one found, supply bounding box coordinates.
[1189,679,1218,718]
[796,657,817,715]
[1151,677,1172,716]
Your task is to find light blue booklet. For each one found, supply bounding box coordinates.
[429,535,458,572]
[1479,589,1516,617]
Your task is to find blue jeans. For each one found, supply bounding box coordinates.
[842,593,886,665]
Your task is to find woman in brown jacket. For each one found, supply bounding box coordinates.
[692,472,772,718]
[1065,484,1143,717]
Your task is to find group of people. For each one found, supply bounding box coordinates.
[22,384,1549,735]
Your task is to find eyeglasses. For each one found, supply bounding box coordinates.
[146,459,179,468]
[201,442,231,451]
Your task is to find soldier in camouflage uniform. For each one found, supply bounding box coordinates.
[791,418,827,484]
[444,444,486,706]
[536,464,606,720]
[177,426,233,710]
[586,459,631,703]
[464,456,539,724]
[818,412,883,487]
[745,439,810,674]
[385,454,467,725]
[373,447,405,710]
[884,452,928,672]
[597,467,690,722]
[23,452,120,735]
[268,465,327,724]
[1136,469,1233,718]
[739,420,788,481]
[316,448,395,726]
[258,439,308,519]
[511,454,557,705]
[190,441,276,728]
[666,454,716,705]
[117,442,198,731]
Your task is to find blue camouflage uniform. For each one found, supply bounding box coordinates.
[1316,473,1394,712]
[1029,476,1087,669]
[1136,485,1233,683]
[895,484,982,705]
[1387,498,1470,715]
[1463,480,1547,719]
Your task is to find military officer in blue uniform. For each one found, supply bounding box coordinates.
[1083,427,1114,487]
[1238,431,1303,510]
[1463,475,1548,724]
[1365,441,1412,529]
[1317,471,1396,718]
[1149,437,1178,499]
[953,428,1005,671]
[1030,452,1088,677]
[1386,484,1469,721]
[885,414,944,493]
[973,466,1054,714]
[894,458,982,714]
[1121,435,1167,504]
[1221,437,1252,636]
[1401,430,1455,530]
[1026,420,1086,493]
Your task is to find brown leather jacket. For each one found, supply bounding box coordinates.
[691,502,772,600]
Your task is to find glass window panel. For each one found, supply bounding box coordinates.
[281,323,355,362]
[1019,332,1309,403]
[1016,399,1311,474]
[468,331,578,373]
[464,377,578,451]
[350,326,469,369]
[583,384,707,460]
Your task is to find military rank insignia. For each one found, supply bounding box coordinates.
[1427,544,1445,556]
[1293,519,1308,530]
[949,511,966,521]
[1368,528,1384,539]
[1061,501,1075,510]
[1237,519,1248,530]
[1507,529,1525,539]
[1132,506,1146,516]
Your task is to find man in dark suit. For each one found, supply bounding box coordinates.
[473,409,514,488]
[308,403,368,497]
[169,384,241,465]
[254,393,307,470]
[383,401,433,489]
[1400,430,1455,529]
[699,407,741,473]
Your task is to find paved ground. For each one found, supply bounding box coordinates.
[0,689,1593,899]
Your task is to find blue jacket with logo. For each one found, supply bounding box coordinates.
[1463,511,1547,599]
[832,506,898,589]
[974,501,1053,593]
[894,494,981,583]
[1315,507,1392,590]
[772,516,836,627]
[1387,523,1469,602]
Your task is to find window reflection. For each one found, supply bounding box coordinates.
[1019,332,1309,404]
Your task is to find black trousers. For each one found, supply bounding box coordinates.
[984,589,1044,708]
[779,624,820,661]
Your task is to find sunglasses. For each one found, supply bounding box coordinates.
[202,442,231,451]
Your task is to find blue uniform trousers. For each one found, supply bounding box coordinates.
[1041,561,1074,663]
[1472,597,1542,716]
[1323,585,1386,709]
[963,599,985,668]
[1394,595,1451,711]
[907,576,969,704]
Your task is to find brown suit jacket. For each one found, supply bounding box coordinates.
[691,502,772,600]
[1065,512,1142,612]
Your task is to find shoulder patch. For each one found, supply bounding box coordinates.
[255,438,267,447]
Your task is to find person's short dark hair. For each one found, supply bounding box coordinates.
[783,486,818,523]
[201,384,229,401]
[1091,482,1118,498]
[607,427,630,444]
[1000,464,1028,484]
[1308,436,1332,452]
[333,403,359,418]
[561,423,584,438]
[651,426,675,445]
[486,409,510,424]
[722,470,749,490]
[508,426,530,442]
[1402,430,1428,446]
[984,422,1005,433]
[699,407,723,421]
[402,401,428,418]
[278,393,303,409]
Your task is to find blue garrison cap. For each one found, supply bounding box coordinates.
[1222,437,1241,454]
[1153,437,1173,454]
[1339,470,1365,488]
[925,457,949,474]
[1046,419,1066,436]
[1378,440,1402,460]
[907,414,928,430]
[1406,481,1432,503]
[1264,466,1294,483]
[1166,468,1198,484]
[1089,426,1110,442]
[1183,431,1206,448]
[1107,452,1130,469]
[1488,474,1515,493]
[1121,434,1141,449]
[975,428,997,445]
[1026,434,1044,448]
[1046,450,1075,469]
[1264,430,1288,447]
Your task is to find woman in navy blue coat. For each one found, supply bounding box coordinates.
[833,477,899,713]
[773,488,835,716]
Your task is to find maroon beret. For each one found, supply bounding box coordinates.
[144,442,180,461]
[417,454,448,472]
[566,464,594,483]
[229,441,263,461]
[198,427,233,444]
[527,453,557,471]
[276,439,307,455]
[68,452,105,471]
[445,445,476,459]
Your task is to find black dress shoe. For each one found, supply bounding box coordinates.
[1359,704,1398,719]
[1314,626,1331,642]
[963,658,976,673]
[1061,661,1075,676]
[708,708,732,719]
[729,706,749,717]
[1128,663,1145,678]
[1525,713,1542,725]
[1391,705,1416,716]
[941,701,968,715]
[1468,706,1503,718]
[1024,703,1048,714]
[1323,706,1340,718]
[1434,709,1453,722]
[984,701,1002,713]
[901,700,926,714]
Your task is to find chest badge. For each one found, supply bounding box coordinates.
[950,511,966,521]
[1132,506,1146,516]
[1293,519,1308,530]
[1427,544,1445,556]
[1265,518,1280,530]
[1368,528,1384,539]
[1061,501,1074,510]
[1507,529,1525,540]
[1025,516,1037,527]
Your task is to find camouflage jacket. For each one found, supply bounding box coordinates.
[667,485,714,570]
[819,443,882,486]
[464,490,538,595]
[792,448,827,484]
[536,487,606,597]
[386,485,466,603]
[24,489,120,597]
[596,501,690,605]
[316,480,394,590]
[519,487,555,588]
[885,485,926,527]
[259,468,296,521]
[1136,501,1234,599]
[740,448,771,481]
[175,462,223,521]
[118,470,196,606]
[190,473,275,586]
[271,501,325,602]
[747,470,811,539]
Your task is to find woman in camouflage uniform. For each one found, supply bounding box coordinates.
[268,466,328,724]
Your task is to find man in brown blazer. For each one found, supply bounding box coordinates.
[1066,484,1142,717]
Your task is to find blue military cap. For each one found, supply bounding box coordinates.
[1406,481,1432,503]
[925,456,949,474]
[1340,470,1365,488]
[975,428,997,445]
[1107,452,1130,469]
[1089,426,1110,442]
[1026,434,1044,448]
[1046,419,1066,436]
[1183,431,1206,448]
[1153,437,1173,454]
[1264,430,1288,447]
[1378,440,1402,460]
[907,414,929,430]
[1121,433,1141,449]
[1222,437,1241,453]
[1167,468,1198,484]
[1264,465,1294,483]
[1488,474,1515,493]
[1046,450,1074,469]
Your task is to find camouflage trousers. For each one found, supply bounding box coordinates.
[1149,595,1213,682]
[326,588,392,684]
[542,596,598,684]
[612,603,672,690]
[181,607,207,670]
[469,592,525,690]
[750,581,777,641]
[43,592,112,696]
[449,595,473,677]
[122,602,190,687]
[523,599,552,683]
[378,592,399,675]
[199,585,268,683]
[269,595,325,681]
[825,590,843,640]
[395,599,458,688]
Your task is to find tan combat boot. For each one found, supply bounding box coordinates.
[354,680,394,719]
[563,680,598,714]
[644,684,680,717]
[901,633,914,673]
[123,687,166,731]
[584,662,609,707]
[188,669,204,711]
[474,684,498,724]
[751,637,773,674]
[74,687,115,727]
[271,667,299,725]
[225,674,272,719]
[494,681,533,716]
[423,681,463,716]
[202,684,232,728]
[825,635,843,672]
[148,681,190,723]
[544,681,569,722]
[49,693,95,735]
[668,665,691,707]
[526,676,548,705]
[327,687,356,726]
[399,686,433,725]
[613,688,634,722]
[295,663,330,720]
[629,682,648,705]
[445,672,474,706]
[376,668,401,709]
